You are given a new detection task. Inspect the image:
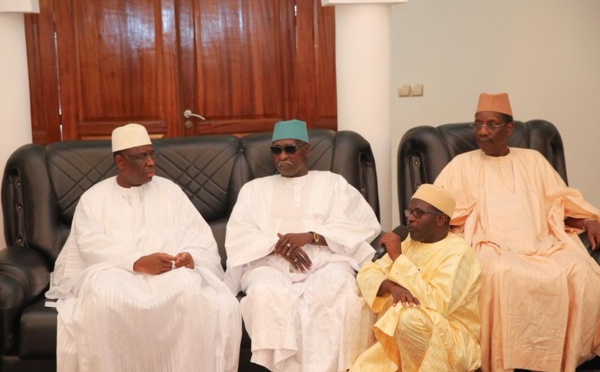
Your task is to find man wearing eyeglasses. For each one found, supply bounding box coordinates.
[224,119,381,372]
[46,123,242,372]
[434,93,600,371]
[350,184,482,372]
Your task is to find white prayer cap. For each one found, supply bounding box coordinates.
[412,184,456,218]
[111,124,152,152]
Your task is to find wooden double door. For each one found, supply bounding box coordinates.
[26,0,337,143]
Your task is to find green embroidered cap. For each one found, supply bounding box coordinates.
[272,119,308,143]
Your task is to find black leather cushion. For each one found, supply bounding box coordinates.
[240,130,336,178]
[209,217,229,268]
[153,135,243,221]
[19,298,56,359]
[397,120,566,225]
[46,141,117,261]
[17,136,243,262]
[330,131,379,218]
[241,129,380,219]
[396,119,600,368]
[0,129,379,369]
[2,144,75,263]
[0,247,51,353]
[46,141,117,226]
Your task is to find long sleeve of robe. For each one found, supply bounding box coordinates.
[224,171,381,372]
[434,148,600,372]
[67,177,223,277]
[351,233,482,372]
[46,176,241,372]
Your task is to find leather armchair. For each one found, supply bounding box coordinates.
[396,120,600,261]
[0,129,379,372]
[397,120,600,369]
[397,120,566,224]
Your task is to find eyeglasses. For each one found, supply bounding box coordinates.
[123,152,159,163]
[469,122,507,130]
[404,208,444,219]
[269,144,306,155]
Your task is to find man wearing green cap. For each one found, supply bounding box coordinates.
[434,93,600,371]
[225,119,381,372]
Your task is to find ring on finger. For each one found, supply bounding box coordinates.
[286,243,291,247]
[293,258,299,262]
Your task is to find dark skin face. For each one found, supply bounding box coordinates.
[113,144,195,273]
[269,138,322,271]
[271,139,310,178]
[375,198,449,308]
[114,144,156,188]
[473,111,513,157]
[406,198,449,244]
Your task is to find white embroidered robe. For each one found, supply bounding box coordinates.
[224,171,381,372]
[46,176,242,372]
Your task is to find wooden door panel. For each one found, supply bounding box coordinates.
[296,1,337,131]
[54,0,180,140]
[25,0,61,144]
[180,0,297,136]
[313,4,337,130]
[26,0,337,142]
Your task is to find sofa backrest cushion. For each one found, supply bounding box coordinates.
[152,135,244,221]
[240,129,380,218]
[3,135,245,263]
[153,135,244,262]
[397,120,567,225]
[2,130,379,268]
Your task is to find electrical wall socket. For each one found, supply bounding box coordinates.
[398,83,424,97]
[411,84,424,96]
[398,84,411,97]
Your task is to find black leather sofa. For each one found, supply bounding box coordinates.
[0,129,380,372]
[398,120,567,224]
[397,120,600,369]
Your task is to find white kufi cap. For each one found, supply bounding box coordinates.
[111,123,152,152]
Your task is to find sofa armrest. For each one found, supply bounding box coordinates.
[578,231,600,266]
[0,246,50,353]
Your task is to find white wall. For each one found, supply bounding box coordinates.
[390,0,600,226]
[3,1,600,240]
[0,12,34,245]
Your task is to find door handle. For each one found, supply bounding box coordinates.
[183,109,206,121]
